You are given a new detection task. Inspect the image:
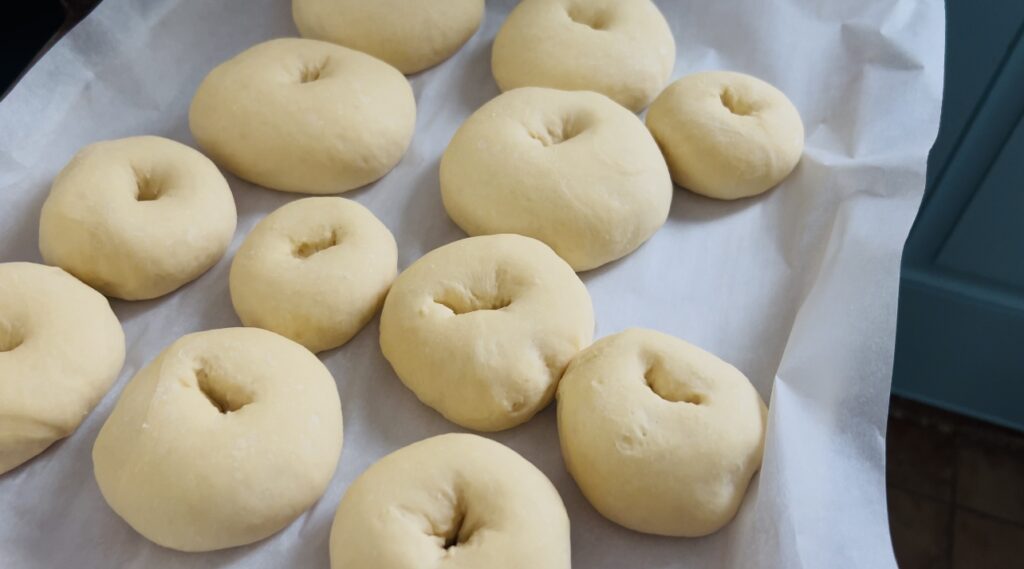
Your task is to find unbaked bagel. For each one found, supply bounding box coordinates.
[293,0,484,74]
[492,0,676,112]
[645,70,805,199]
[38,136,237,300]
[379,234,594,431]
[557,328,767,536]
[0,262,125,475]
[92,327,343,552]
[329,433,571,569]
[441,87,672,272]
[229,197,397,353]
[189,38,416,194]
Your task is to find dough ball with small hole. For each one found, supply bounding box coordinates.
[492,0,675,112]
[293,0,484,74]
[330,433,570,569]
[380,234,593,431]
[557,328,767,537]
[0,262,125,475]
[441,87,672,272]
[230,197,397,353]
[646,71,805,200]
[189,38,416,195]
[92,327,343,552]
[38,136,236,300]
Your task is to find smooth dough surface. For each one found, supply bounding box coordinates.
[293,0,484,74]
[0,263,125,475]
[39,136,237,300]
[380,235,594,431]
[646,71,805,200]
[92,327,343,552]
[190,38,416,194]
[441,87,672,272]
[492,0,675,112]
[557,328,767,537]
[330,433,571,569]
[230,197,397,353]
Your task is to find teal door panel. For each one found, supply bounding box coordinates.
[896,279,1024,425]
[894,1,1024,430]
[936,113,1024,288]
[924,0,1024,192]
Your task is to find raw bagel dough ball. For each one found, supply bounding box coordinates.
[441,87,672,272]
[380,235,593,431]
[39,136,237,300]
[293,0,484,74]
[92,327,343,552]
[557,328,768,537]
[646,71,805,200]
[0,263,125,475]
[230,197,397,353]
[189,38,416,194]
[330,433,571,569]
[492,0,675,112]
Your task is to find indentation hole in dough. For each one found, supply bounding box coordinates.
[443,509,465,550]
[528,116,583,147]
[196,367,253,414]
[720,87,755,116]
[436,500,475,551]
[434,289,513,315]
[299,58,328,83]
[566,5,610,30]
[0,326,22,352]
[644,362,703,405]
[293,229,341,259]
[134,170,162,201]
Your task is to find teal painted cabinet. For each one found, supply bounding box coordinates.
[894,0,1024,429]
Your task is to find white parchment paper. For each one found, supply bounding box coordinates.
[0,0,945,567]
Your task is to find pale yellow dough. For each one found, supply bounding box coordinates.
[329,433,571,569]
[0,263,125,475]
[92,327,343,552]
[293,0,484,74]
[39,136,237,300]
[189,38,416,194]
[492,0,675,112]
[380,235,594,431]
[441,87,672,272]
[230,197,397,353]
[646,71,805,200]
[557,328,768,537]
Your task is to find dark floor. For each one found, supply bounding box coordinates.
[887,396,1024,568]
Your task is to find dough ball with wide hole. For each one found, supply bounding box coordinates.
[230,197,397,353]
[189,38,416,195]
[557,328,768,536]
[646,71,805,200]
[330,433,570,569]
[380,234,593,431]
[92,327,343,552]
[0,262,125,475]
[293,0,484,74]
[441,87,672,272]
[492,0,675,112]
[38,136,236,300]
